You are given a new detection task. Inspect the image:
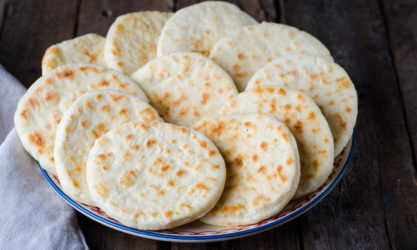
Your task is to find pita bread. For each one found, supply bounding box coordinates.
[86,121,226,230]
[210,22,333,91]
[157,1,256,57]
[192,114,300,226]
[55,90,161,205]
[42,34,105,75]
[220,86,334,198]
[14,63,148,174]
[247,54,357,155]
[104,11,173,75]
[131,52,238,127]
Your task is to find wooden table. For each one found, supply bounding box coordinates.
[1,0,416,249]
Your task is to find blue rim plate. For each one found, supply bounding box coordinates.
[40,132,355,243]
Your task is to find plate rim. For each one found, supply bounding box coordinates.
[39,131,355,242]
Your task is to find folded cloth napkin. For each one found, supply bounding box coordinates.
[0,66,89,249]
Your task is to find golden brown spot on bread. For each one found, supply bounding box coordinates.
[28,98,39,108]
[219,204,245,215]
[210,121,225,136]
[49,156,54,163]
[81,120,88,128]
[211,164,220,170]
[130,144,140,151]
[123,152,131,161]
[167,179,175,187]
[118,108,128,117]
[257,165,267,175]
[277,165,287,182]
[120,170,137,186]
[260,141,268,152]
[201,92,210,105]
[97,154,107,162]
[252,154,258,162]
[92,123,108,138]
[244,121,254,128]
[171,139,177,144]
[125,134,133,140]
[29,132,44,148]
[284,103,292,111]
[296,93,305,103]
[334,113,347,131]
[56,69,74,79]
[278,88,287,95]
[176,169,186,177]
[110,94,124,102]
[237,53,245,61]
[94,183,109,198]
[146,139,157,148]
[312,128,321,134]
[180,203,192,210]
[286,157,293,166]
[165,211,174,218]
[308,112,316,120]
[336,77,351,89]
[234,155,243,167]
[20,110,28,120]
[140,108,156,122]
[199,140,207,148]
[253,195,271,207]
[346,106,352,113]
[85,101,93,110]
[209,150,216,157]
[151,212,158,218]
[44,91,56,102]
[101,105,111,113]
[161,164,170,173]
[293,120,303,134]
[133,212,144,219]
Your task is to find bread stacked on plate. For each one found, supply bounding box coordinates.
[14,1,357,229]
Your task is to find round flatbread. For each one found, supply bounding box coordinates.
[104,11,173,75]
[247,54,357,156]
[131,52,238,127]
[42,34,105,75]
[157,1,256,57]
[55,90,161,205]
[220,86,334,198]
[86,121,226,230]
[210,22,333,91]
[192,114,300,226]
[14,63,148,174]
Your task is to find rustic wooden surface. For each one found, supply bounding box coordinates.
[0,0,416,249]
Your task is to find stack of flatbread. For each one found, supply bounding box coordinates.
[14,1,357,229]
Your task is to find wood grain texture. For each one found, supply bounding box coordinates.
[0,0,78,87]
[380,0,417,248]
[282,0,417,249]
[75,2,174,249]
[77,0,173,36]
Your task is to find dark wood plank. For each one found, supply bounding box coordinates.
[75,1,174,249]
[77,213,171,250]
[0,0,10,34]
[77,0,173,36]
[282,0,417,249]
[379,0,417,248]
[172,1,301,249]
[0,0,78,87]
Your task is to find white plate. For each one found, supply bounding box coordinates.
[40,133,355,243]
